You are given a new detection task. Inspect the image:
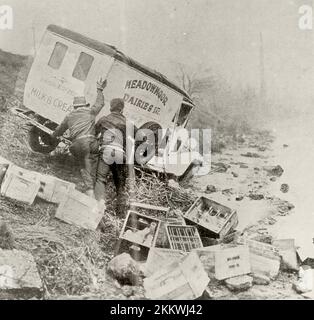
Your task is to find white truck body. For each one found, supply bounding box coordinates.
[21,25,204,178]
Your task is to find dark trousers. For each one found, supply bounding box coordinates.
[69,137,99,190]
[95,148,135,216]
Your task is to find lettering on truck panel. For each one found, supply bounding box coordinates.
[30,87,73,113]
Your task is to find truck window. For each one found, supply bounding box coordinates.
[72,52,94,81]
[48,42,68,69]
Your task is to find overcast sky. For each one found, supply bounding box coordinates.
[1,0,314,111]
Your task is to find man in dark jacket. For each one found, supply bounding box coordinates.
[94,98,137,215]
[51,79,107,198]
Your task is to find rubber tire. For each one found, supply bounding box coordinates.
[28,125,60,154]
[135,122,162,165]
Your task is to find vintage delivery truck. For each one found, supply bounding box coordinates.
[13,25,207,179]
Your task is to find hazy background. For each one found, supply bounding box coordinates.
[1,0,314,125]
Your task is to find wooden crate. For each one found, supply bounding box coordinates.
[119,211,161,248]
[0,165,40,205]
[194,244,251,280]
[37,175,75,203]
[184,196,238,239]
[214,245,251,280]
[115,211,161,261]
[55,189,105,230]
[166,225,203,252]
[145,248,187,277]
[244,239,281,279]
[273,239,298,271]
[193,244,223,277]
[144,251,210,300]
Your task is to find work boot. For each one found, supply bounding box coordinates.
[85,189,95,198]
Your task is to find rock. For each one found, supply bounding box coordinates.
[236,195,244,201]
[283,144,288,148]
[263,165,284,177]
[240,164,249,169]
[0,222,15,250]
[241,152,261,158]
[0,249,43,299]
[222,188,235,196]
[258,146,267,152]
[205,185,217,194]
[107,253,141,285]
[231,172,238,178]
[121,285,134,297]
[248,193,264,200]
[212,162,230,173]
[252,273,271,285]
[270,177,277,182]
[280,183,289,193]
[225,275,253,292]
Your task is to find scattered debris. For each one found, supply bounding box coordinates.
[241,152,261,158]
[205,185,217,194]
[107,253,141,286]
[248,193,264,201]
[225,275,253,292]
[263,165,284,177]
[211,162,230,173]
[280,183,289,194]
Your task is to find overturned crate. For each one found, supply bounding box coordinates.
[115,210,161,261]
[55,189,105,230]
[37,174,75,204]
[166,225,203,252]
[0,165,40,205]
[184,196,238,239]
[144,251,209,300]
[145,248,187,277]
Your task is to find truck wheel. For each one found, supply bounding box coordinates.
[135,122,162,165]
[28,125,59,154]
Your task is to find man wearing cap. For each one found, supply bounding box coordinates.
[51,79,107,198]
[94,98,137,215]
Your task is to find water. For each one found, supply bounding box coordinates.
[265,115,314,258]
